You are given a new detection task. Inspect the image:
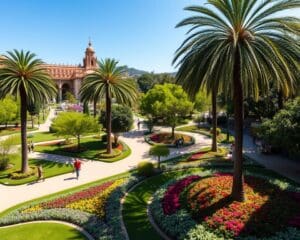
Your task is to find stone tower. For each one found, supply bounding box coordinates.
[83,40,97,69]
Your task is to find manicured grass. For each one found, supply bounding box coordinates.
[0,127,38,137]
[176,125,234,143]
[0,222,87,240]
[0,155,73,185]
[123,168,202,240]
[35,137,131,162]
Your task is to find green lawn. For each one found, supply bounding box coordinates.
[0,155,73,185]
[0,127,38,137]
[176,125,234,143]
[123,168,202,240]
[23,131,99,144]
[0,222,87,240]
[35,137,131,162]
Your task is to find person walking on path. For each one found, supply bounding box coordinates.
[27,143,31,153]
[37,165,44,182]
[73,159,82,180]
[137,119,141,130]
[30,141,35,152]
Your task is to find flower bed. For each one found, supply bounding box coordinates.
[145,132,195,147]
[150,173,300,239]
[0,177,141,240]
[186,174,300,238]
[22,179,124,219]
[163,175,200,215]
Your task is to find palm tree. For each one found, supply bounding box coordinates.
[211,88,217,152]
[0,50,57,173]
[80,58,138,154]
[174,0,299,201]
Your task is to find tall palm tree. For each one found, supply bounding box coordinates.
[0,50,57,173]
[211,88,218,152]
[80,58,138,154]
[174,0,299,201]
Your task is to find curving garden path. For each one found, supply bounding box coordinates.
[1,109,299,215]
[0,114,211,212]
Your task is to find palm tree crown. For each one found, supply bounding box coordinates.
[0,50,57,173]
[174,0,299,201]
[0,50,57,102]
[174,0,299,98]
[80,58,138,153]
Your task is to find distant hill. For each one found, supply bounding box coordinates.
[122,66,148,77]
[122,65,176,78]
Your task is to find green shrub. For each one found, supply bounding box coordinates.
[0,157,9,171]
[9,167,36,179]
[137,161,154,177]
[49,125,57,133]
[210,127,221,135]
[99,149,122,159]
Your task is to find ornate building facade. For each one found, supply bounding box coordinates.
[45,41,98,102]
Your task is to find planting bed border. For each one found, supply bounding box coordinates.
[145,132,195,148]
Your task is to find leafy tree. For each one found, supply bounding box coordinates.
[137,73,175,93]
[27,101,41,128]
[51,112,99,150]
[65,91,77,104]
[80,58,138,154]
[140,84,193,138]
[0,96,18,127]
[137,73,155,93]
[0,50,57,173]
[0,135,19,170]
[100,105,134,145]
[174,1,299,201]
[258,97,300,159]
[194,90,211,113]
[149,145,170,169]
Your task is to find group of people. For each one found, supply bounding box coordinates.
[27,141,35,153]
[175,136,184,148]
[36,158,82,182]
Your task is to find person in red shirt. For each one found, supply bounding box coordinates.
[73,159,82,179]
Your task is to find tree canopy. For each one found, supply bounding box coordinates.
[149,145,170,169]
[258,97,300,159]
[140,83,193,137]
[0,96,18,126]
[51,112,99,150]
[100,104,134,145]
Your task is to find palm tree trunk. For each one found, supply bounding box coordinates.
[211,89,217,152]
[93,98,97,118]
[171,125,175,139]
[31,115,34,129]
[231,49,245,202]
[20,86,29,173]
[106,83,112,154]
[77,135,80,150]
[278,90,283,109]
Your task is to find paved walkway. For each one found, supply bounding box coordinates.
[0,120,211,212]
[0,117,299,213]
[243,131,300,184]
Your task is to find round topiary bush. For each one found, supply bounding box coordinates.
[137,161,154,177]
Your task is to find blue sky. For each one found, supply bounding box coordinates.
[0,0,298,73]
